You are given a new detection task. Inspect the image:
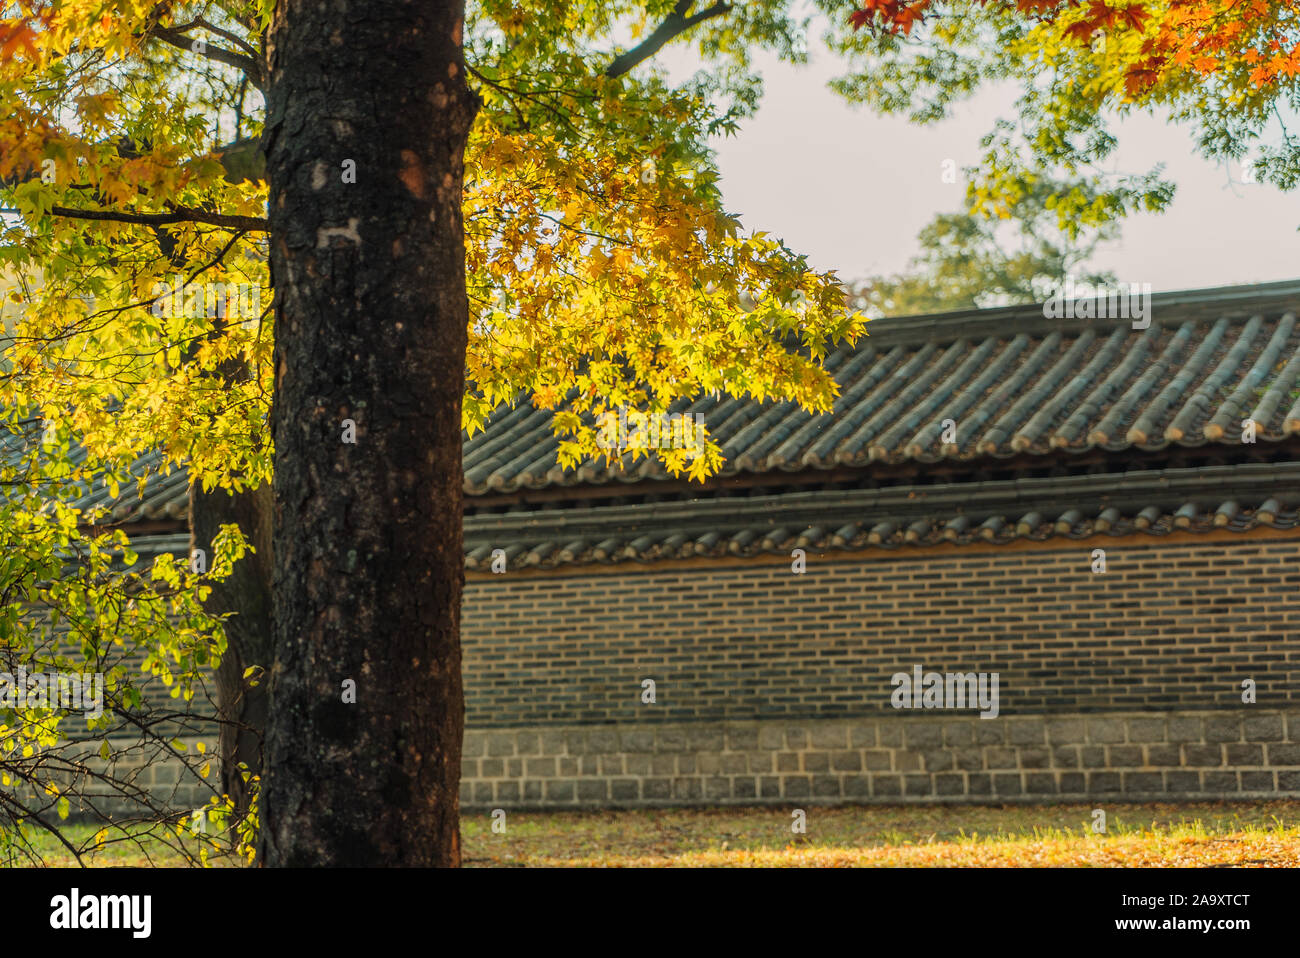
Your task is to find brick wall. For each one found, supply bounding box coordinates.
[462,535,1300,726]
[50,532,1300,815]
[459,711,1300,809]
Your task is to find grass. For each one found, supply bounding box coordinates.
[8,800,1299,867]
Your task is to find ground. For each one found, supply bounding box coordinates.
[9,800,1299,867]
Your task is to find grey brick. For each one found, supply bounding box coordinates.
[954,748,984,771]
[621,730,655,753]
[1089,771,1122,793]
[1145,745,1181,767]
[516,732,540,755]
[704,776,731,800]
[992,773,1022,796]
[759,776,781,798]
[985,747,1017,769]
[588,728,619,753]
[1025,773,1056,795]
[967,773,992,796]
[463,733,486,758]
[1266,744,1300,766]
[1167,716,1203,743]
[803,751,830,773]
[643,778,672,800]
[975,722,1005,745]
[758,726,785,750]
[844,775,871,797]
[722,753,749,775]
[1241,771,1275,792]
[1089,718,1126,744]
[559,757,579,777]
[812,775,841,797]
[935,773,965,796]
[1047,719,1085,744]
[776,751,799,772]
[525,757,556,777]
[872,774,903,797]
[904,774,933,796]
[1128,717,1166,743]
[726,726,759,751]
[904,722,942,748]
[831,750,862,772]
[1277,770,1300,792]
[611,779,640,802]
[672,778,703,800]
[784,726,808,750]
[850,724,878,748]
[943,722,974,747]
[1020,748,1050,769]
[1080,746,1106,767]
[487,733,516,757]
[1184,745,1222,766]
[1202,771,1238,794]
[1166,772,1199,793]
[895,751,922,772]
[541,731,566,756]
[864,749,892,771]
[878,723,904,748]
[480,758,504,778]
[565,731,589,755]
[653,727,685,752]
[1244,715,1285,742]
[1008,719,1046,745]
[733,776,757,799]
[1108,746,1143,767]
[810,724,848,749]
[1123,772,1163,794]
[686,726,723,751]
[1060,772,1086,794]
[1205,716,1242,743]
[784,775,812,798]
[1052,746,1079,768]
[625,754,651,776]
[1226,744,1264,766]
[696,752,722,775]
[578,779,608,802]
[923,749,953,772]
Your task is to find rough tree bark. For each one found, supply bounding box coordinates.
[259,0,476,866]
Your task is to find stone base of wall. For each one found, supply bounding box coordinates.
[460,710,1300,810]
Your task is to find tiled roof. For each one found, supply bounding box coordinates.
[8,279,1300,569]
[464,280,1300,493]
[125,463,1300,570]
[459,462,1300,569]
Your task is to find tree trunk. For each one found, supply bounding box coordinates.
[190,481,273,814]
[259,0,475,867]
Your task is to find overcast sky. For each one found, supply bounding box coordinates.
[670,47,1300,296]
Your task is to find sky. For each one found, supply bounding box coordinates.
[666,47,1300,296]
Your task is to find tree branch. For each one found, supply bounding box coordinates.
[147,23,267,90]
[606,1,733,78]
[50,205,268,232]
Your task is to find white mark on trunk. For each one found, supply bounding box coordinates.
[311,161,328,190]
[317,218,362,248]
